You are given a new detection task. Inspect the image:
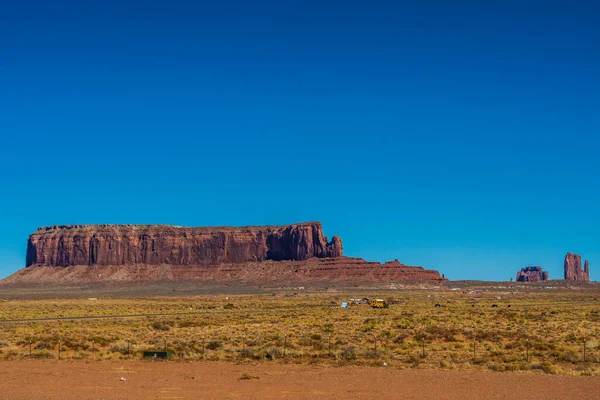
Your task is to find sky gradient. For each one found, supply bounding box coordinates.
[1,1,598,280]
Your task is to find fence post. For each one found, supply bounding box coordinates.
[58,341,61,360]
[283,334,287,357]
[373,336,377,353]
[473,341,476,361]
[92,341,95,359]
[29,341,32,358]
[242,333,245,356]
[526,340,529,362]
[583,340,587,362]
[328,334,331,356]
[202,337,205,358]
[127,340,130,358]
[421,338,425,358]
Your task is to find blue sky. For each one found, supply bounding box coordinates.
[1,1,598,280]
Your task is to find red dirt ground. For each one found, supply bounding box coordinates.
[0,360,598,399]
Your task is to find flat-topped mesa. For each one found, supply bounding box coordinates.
[516,266,548,282]
[564,253,590,282]
[25,222,343,267]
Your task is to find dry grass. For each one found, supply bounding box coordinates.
[0,289,599,375]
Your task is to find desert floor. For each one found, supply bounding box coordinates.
[1,360,598,400]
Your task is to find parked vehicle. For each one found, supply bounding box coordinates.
[369,298,386,308]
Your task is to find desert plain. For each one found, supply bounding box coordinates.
[0,281,599,399]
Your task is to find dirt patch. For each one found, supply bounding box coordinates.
[0,360,597,400]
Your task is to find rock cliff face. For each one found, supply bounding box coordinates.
[516,266,548,282]
[26,223,343,267]
[564,253,590,281]
[12,222,447,285]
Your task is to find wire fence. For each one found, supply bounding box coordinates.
[1,300,599,375]
[4,330,599,372]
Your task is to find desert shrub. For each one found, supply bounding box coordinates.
[298,337,313,346]
[394,333,410,344]
[472,355,490,365]
[224,303,235,309]
[340,345,357,360]
[72,351,88,360]
[240,348,254,358]
[266,346,281,359]
[557,350,582,363]
[206,340,223,350]
[2,349,19,359]
[110,340,130,354]
[505,362,528,372]
[239,372,260,380]
[363,350,380,359]
[488,363,506,372]
[475,329,502,343]
[396,318,415,330]
[35,339,57,350]
[312,341,324,351]
[152,321,172,331]
[565,332,577,343]
[407,354,421,366]
[426,325,459,341]
[380,330,393,338]
[363,318,381,332]
[89,336,111,346]
[310,334,322,341]
[542,361,560,374]
[32,350,54,359]
[62,338,88,351]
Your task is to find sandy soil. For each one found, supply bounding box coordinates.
[0,360,598,400]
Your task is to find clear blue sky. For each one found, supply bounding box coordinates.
[1,1,598,281]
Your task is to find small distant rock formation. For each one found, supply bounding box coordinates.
[564,253,590,281]
[516,266,548,282]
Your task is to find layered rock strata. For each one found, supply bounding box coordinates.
[516,266,548,282]
[11,222,448,285]
[5,257,447,285]
[564,253,590,281]
[26,223,343,267]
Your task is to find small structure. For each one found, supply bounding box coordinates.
[341,302,349,308]
[349,298,369,305]
[143,351,172,359]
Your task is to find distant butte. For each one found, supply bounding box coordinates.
[516,266,548,282]
[564,253,590,282]
[3,222,447,285]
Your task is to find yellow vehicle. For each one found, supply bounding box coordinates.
[369,298,386,308]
